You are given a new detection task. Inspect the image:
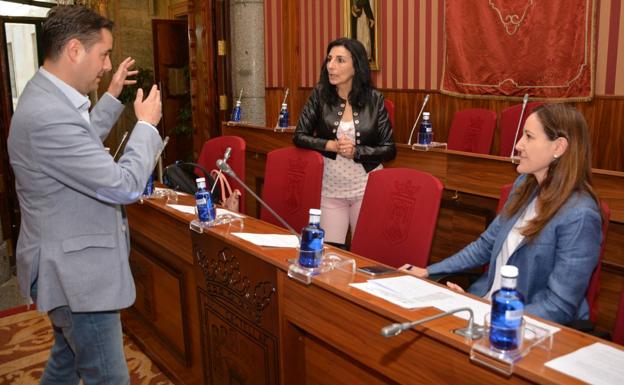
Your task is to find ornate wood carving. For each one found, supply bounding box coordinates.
[195,245,276,324]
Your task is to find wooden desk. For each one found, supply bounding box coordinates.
[125,196,624,385]
[222,123,624,332]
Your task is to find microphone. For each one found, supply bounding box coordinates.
[223,147,232,162]
[211,147,232,194]
[510,93,529,161]
[216,159,300,238]
[380,307,483,340]
[407,94,430,145]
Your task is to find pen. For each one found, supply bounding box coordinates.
[406,265,413,271]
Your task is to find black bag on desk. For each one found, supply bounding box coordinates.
[163,161,222,204]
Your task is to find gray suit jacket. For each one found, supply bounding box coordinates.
[8,70,162,312]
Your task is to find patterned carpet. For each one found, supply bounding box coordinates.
[0,306,174,384]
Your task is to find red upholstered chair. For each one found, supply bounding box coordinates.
[261,147,323,232]
[497,183,609,323]
[384,99,395,128]
[499,102,544,157]
[351,168,443,268]
[196,136,246,213]
[613,288,624,345]
[447,109,497,154]
[496,183,513,214]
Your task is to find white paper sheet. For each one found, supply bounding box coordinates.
[231,233,299,248]
[165,204,244,219]
[350,275,560,334]
[167,204,195,215]
[545,342,624,385]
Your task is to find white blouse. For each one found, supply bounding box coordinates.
[321,120,380,199]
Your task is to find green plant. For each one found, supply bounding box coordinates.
[173,98,193,137]
[117,67,155,105]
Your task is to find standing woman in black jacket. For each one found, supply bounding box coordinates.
[293,37,396,246]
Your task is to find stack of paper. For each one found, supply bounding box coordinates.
[351,275,559,334]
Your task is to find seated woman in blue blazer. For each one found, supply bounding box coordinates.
[401,103,603,325]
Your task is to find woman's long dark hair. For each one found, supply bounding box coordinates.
[504,103,602,240]
[318,37,373,108]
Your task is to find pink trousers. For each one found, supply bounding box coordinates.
[320,195,363,244]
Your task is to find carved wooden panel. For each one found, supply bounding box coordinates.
[192,233,279,385]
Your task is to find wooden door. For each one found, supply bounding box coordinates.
[152,19,191,163]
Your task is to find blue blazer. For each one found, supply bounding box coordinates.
[428,175,602,325]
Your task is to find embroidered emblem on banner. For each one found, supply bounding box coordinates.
[489,0,534,35]
[285,158,308,214]
[383,180,421,244]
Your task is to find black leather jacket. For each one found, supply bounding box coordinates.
[293,87,396,173]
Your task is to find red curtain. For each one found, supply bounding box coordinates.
[441,0,595,100]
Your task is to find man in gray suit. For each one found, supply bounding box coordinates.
[8,5,162,384]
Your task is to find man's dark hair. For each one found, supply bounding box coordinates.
[318,37,373,109]
[42,5,114,60]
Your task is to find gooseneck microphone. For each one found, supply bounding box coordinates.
[510,93,529,162]
[211,147,232,194]
[380,307,483,340]
[223,147,232,162]
[407,94,430,145]
[216,159,300,238]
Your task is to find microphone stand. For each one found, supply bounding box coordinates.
[155,136,170,183]
[510,94,529,162]
[217,159,300,238]
[380,307,483,340]
[112,131,129,160]
[407,94,430,145]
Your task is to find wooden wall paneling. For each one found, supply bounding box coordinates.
[270,82,624,171]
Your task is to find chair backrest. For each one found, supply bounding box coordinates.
[196,136,246,213]
[613,286,624,345]
[351,168,443,268]
[499,101,544,157]
[497,183,609,323]
[447,108,497,154]
[261,147,323,232]
[384,99,395,128]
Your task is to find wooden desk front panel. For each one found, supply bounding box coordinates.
[280,274,534,385]
[192,231,280,385]
[124,202,203,385]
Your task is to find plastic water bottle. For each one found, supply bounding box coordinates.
[278,103,289,128]
[195,177,215,224]
[418,111,433,145]
[489,265,525,351]
[298,209,325,268]
[231,100,242,122]
[142,174,154,197]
